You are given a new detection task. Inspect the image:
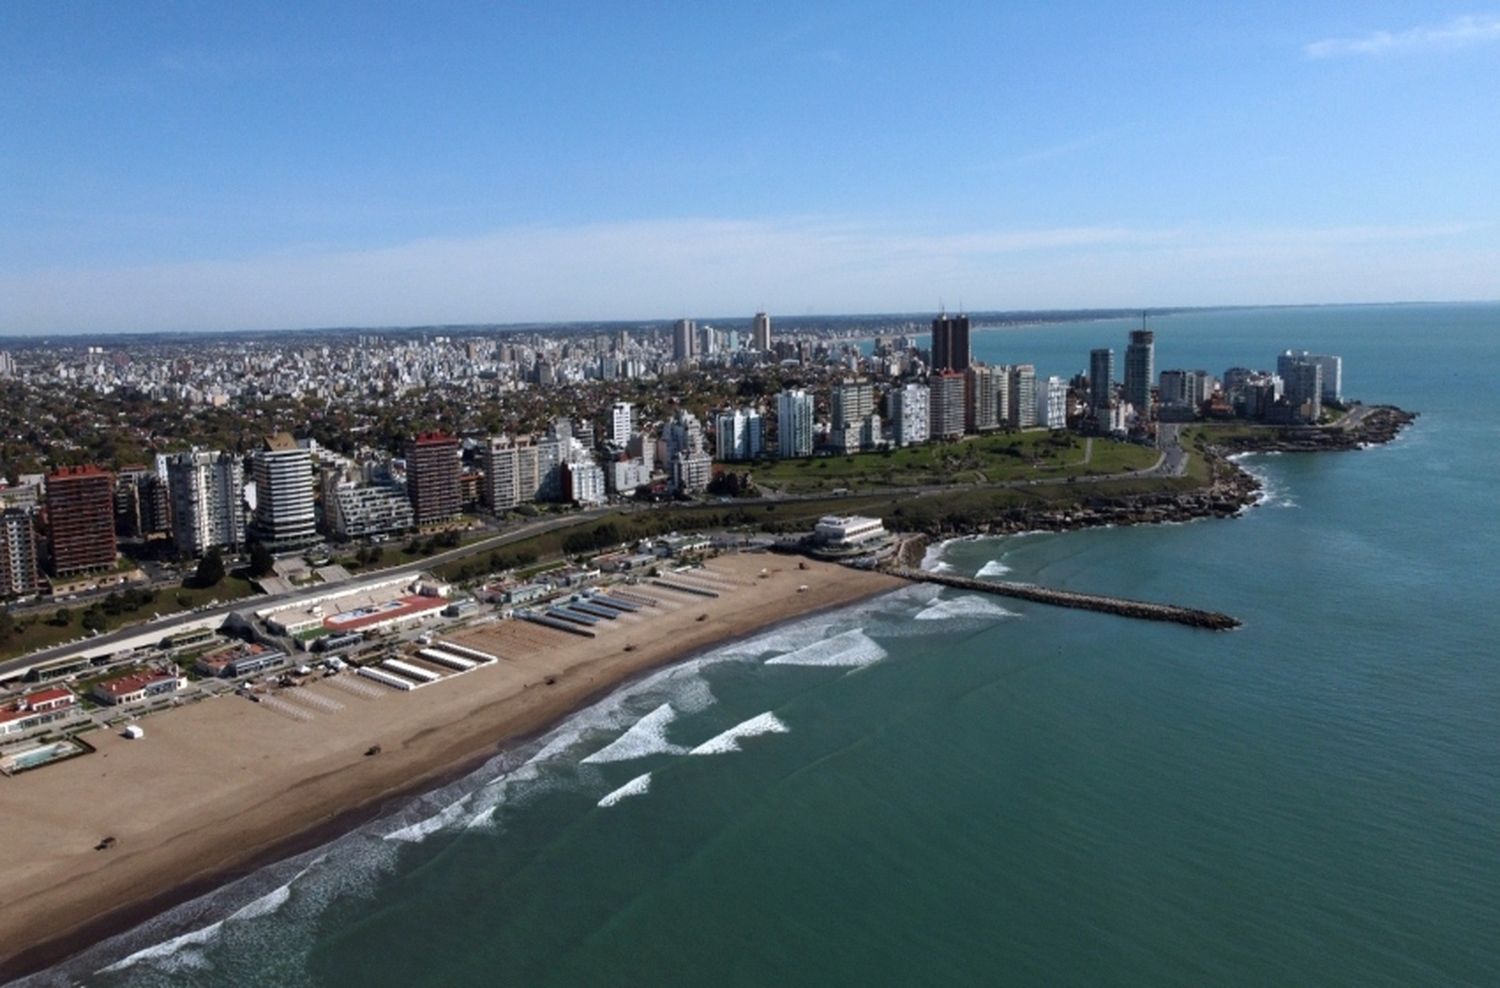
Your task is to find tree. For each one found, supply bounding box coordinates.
[50,606,72,627]
[81,608,108,633]
[193,548,226,588]
[249,541,275,578]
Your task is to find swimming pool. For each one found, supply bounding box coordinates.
[0,739,87,774]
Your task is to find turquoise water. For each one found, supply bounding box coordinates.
[28,304,1500,987]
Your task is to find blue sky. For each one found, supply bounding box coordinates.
[3,2,1498,333]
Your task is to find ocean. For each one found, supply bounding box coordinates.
[22,303,1500,986]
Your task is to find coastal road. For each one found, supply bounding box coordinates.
[0,507,616,681]
[2,438,1200,680]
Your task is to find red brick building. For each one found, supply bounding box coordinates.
[45,466,117,577]
[405,433,461,527]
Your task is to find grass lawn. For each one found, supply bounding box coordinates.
[0,574,261,663]
[749,432,1157,494]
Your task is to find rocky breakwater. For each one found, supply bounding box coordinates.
[890,567,1241,630]
[1216,404,1418,454]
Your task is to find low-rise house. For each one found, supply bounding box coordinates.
[0,687,80,737]
[91,668,187,706]
[195,643,289,678]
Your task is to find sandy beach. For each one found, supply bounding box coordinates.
[0,554,901,980]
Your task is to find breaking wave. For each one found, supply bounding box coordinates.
[976,559,1011,578]
[913,595,1016,622]
[764,628,888,668]
[688,712,790,755]
[597,772,652,808]
[581,703,685,763]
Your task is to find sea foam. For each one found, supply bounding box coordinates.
[581,703,685,763]
[688,712,790,755]
[597,772,652,807]
[913,595,1016,622]
[976,559,1011,578]
[764,628,887,668]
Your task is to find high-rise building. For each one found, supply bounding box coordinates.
[1278,350,1342,404]
[931,313,972,372]
[481,436,536,511]
[752,312,772,351]
[250,433,316,550]
[0,509,39,598]
[1282,361,1323,423]
[1036,376,1068,429]
[1007,364,1038,428]
[114,467,171,541]
[44,465,117,577]
[966,366,1003,432]
[562,461,607,505]
[166,450,245,558]
[776,389,815,458]
[322,476,413,538]
[715,408,764,462]
[664,410,706,463]
[1089,348,1115,411]
[405,433,461,527]
[831,380,874,431]
[1124,330,1155,414]
[0,351,15,378]
[609,402,635,447]
[673,319,697,363]
[892,383,930,446]
[670,450,714,493]
[929,371,967,439]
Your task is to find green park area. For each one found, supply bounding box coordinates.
[748,431,1160,494]
[0,571,259,664]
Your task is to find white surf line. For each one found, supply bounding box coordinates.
[687,712,790,755]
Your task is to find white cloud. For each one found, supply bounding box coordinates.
[1305,14,1500,59]
[0,217,1492,335]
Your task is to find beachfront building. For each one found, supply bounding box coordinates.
[813,514,888,550]
[481,436,541,511]
[166,449,245,558]
[1007,364,1038,428]
[1124,329,1155,416]
[194,643,289,678]
[1281,361,1323,423]
[0,508,39,598]
[1089,348,1115,411]
[44,465,117,577]
[91,668,188,706]
[563,460,607,505]
[250,434,317,551]
[715,407,765,462]
[931,312,971,372]
[776,389,815,458]
[113,467,171,542]
[891,383,930,447]
[323,475,414,538]
[0,687,80,738]
[405,433,461,527]
[670,450,713,494]
[929,371,966,440]
[1037,376,1068,429]
[1278,350,1342,405]
[966,365,1004,432]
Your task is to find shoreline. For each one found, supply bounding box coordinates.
[0,555,902,984]
[896,406,1418,540]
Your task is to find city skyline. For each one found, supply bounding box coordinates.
[3,4,1498,334]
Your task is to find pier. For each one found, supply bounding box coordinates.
[890,567,1241,631]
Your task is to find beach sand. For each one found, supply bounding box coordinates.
[0,554,900,980]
